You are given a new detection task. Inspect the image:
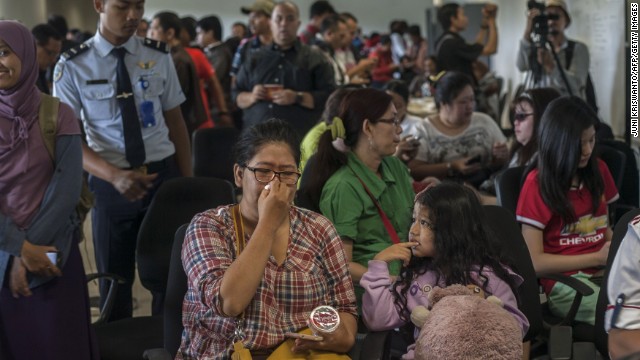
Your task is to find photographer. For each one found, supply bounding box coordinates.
[516,0,591,104]
[435,2,498,88]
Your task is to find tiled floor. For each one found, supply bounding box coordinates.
[79,214,152,320]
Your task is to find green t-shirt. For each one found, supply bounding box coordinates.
[320,152,414,276]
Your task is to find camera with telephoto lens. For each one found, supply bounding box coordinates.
[527,0,559,47]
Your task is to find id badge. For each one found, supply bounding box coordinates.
[140,101,156,128]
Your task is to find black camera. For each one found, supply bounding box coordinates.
[527,0,559,47]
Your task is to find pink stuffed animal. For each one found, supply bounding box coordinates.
[412,284,522,360]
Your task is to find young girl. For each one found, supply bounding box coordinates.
[509,88,560,167]
[516,96,619,325]
[361,182,529,359]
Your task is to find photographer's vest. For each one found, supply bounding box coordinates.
[566,40,598,114]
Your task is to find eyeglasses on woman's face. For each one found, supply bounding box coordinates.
[514,112,534,121]
[376,117,402,127]
[245,166,301,185]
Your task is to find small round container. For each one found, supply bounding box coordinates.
[308,305,340,335]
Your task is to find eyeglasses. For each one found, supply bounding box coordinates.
[245,166,301,185]
[376,118,402,127]
[514,112,534,121]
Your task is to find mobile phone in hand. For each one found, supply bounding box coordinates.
[284,332,323,342]
[465,154,482,165]
[46,251,60,266]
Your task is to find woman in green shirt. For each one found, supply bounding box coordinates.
[303,88,414,304]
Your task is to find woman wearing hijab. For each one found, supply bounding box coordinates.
[0,21,98,359]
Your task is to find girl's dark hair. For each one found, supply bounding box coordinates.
[392,182,520,322]
[232,118,301,167]
[304,88,392,207]
[537,96,603,226]
[434,71,473,110]
[510,88,561,166]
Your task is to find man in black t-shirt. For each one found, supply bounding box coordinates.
[435,3,498,86]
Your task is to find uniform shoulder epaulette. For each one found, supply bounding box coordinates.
[143,38,169,53]
[61,42,90,61]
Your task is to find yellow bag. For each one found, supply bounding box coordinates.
[231,341,252,360]
[267,328,351,360]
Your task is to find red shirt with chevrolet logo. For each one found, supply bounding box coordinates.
[516,160,619,293]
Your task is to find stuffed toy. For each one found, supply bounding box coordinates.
[412,284,522,360]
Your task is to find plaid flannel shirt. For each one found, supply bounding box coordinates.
[177,205,357,359]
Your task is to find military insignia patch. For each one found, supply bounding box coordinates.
[53,62,64,82]
[137,61,156,70]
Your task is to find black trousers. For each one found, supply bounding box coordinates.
[89,156,178,321]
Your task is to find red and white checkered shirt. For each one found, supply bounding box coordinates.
[177,205,357,359]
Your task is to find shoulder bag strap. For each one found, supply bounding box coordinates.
[38,93,60,162]
[230,204,250,351]
[231,204,246,254]
[348,166,401,245]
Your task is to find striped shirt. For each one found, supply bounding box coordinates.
[178,205,357,359]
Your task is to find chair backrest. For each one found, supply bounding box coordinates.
[598,145,626,193]
[482,205,543,342]
[164,223,189,358]
[494,166,526,215]
[600,140,639,209]
[137,177,235,308]
[594,208,640,356]
[296,154,321,213]
[192,127,240,184]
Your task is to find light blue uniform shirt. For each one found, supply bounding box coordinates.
[53,30,185,168]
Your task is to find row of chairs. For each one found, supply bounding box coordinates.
[90,127,637,359]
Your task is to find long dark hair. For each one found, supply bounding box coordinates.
[304,88,393,208]
[536,96,603,226]
[392,182,520,322]
[510,88,561,166]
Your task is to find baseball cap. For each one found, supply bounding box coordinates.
[241,0,275,17]
[545,0,571,27]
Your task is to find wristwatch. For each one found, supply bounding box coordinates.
[295,92,304,105]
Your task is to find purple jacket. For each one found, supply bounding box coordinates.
[360,260,530,359]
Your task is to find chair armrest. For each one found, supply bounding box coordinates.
[86,272,126,325]
[544,273,595,326]
[545,272,596,326]
[548,326,573,360]
[143,348,173,360]
[572,342,597,360]
[544,273,594,297]
[359,330,393,360]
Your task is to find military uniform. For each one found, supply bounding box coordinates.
[605,214,640,333]
[53,30,185,320]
